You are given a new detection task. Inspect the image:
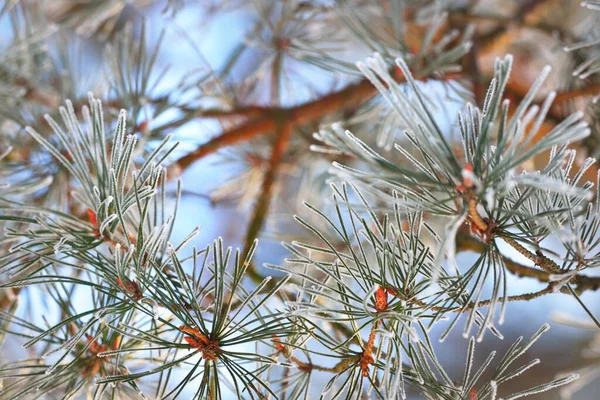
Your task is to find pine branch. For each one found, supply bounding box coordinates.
[456,233,600,293]
[460,286,555,311]
[170,1,586,177]
[3,2,599,398]
[173,69,591,176]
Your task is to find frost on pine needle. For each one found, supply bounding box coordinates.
[316,51,600,340]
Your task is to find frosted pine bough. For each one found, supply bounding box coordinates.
[0,45,596,400]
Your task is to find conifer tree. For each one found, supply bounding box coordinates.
[1,1,600,399]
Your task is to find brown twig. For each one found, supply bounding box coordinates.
[455,285,555,312]
[183,105,272,120]
[467,196,489,232]
[176,115,281,169]
[174,76,378,169]
[456,233,600,293]
[499,235,561,274]
[400,283,555,314]
[464,39,485,107]
[273,336,355,373]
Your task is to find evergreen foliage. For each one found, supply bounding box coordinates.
[1,1,600,399]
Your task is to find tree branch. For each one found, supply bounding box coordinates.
[174,70,464,170]
[456,233,600,293]
[554,83,600,104]
[176,114,280,169]
[456,286,555,312]
[176,4,585,172]
[241,118,294,261]
[174,77,379,169]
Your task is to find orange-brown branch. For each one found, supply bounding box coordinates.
[175,71,463,170]
[554,83,600,104]
[241,120,294,260]
[176,115,280,170]
[359,320,379,377]
[467,196,489,233]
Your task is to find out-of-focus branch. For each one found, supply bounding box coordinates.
[174,70,466,170]
[448,8,573,42]
[174,77,379,169]
[554,83,600,103]
[464,40,485,107]
[185,105,272,119]
[241,118,293,261]
[176,114,280,170]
